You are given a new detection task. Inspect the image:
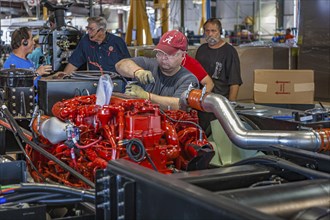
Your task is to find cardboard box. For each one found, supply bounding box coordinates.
[254,69,314,104]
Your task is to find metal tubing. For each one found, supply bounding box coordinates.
[181,90,321,151]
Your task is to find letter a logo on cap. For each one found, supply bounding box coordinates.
[163,36,173,44]
[154,30,188,55]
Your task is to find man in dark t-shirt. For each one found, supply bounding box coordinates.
[196,43,241,98]
[196,18,242,134]
[63,16,130,74]
[115,30,199,110]
[196,18,242,100]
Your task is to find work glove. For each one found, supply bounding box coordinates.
[134,69,155,84]
[125,84,149,100]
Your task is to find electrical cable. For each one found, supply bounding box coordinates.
[0,183,96,205]
[10,193,63,204]
[5,115,48,183]
[145,153,158,172]
[0,185,18,190]
[0,105,95,188]
[3,192,49,202]
[18,183,95,201]
[159,108,204,141]
[73,136,102,149]
[2,190,94,205]
[73,88,82,96]
[123,138,158,172]
[125,138,146,162]
[249,179,283,188]
[37,198,86,204]
[0,187,18,195]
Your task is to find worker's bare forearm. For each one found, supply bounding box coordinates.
[228,84,240,101]
[200,75,214,93]
[115,59,142,79]
[150,93,180,110]
[63,63,77,74]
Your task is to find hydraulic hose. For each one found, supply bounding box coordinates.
[4,192,49,202]
[16,193,63,203]
[37,198,87,204]
[18,183,95,201]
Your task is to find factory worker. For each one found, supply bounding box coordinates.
[115,30,199,110]
[63,16,131,74]
[3,27,52,76]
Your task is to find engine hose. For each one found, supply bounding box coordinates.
[125,139,158,172]
[231,155,330,180]
[145,153,158,172]
[159,108,204,141]
[125,138,146,162]
[12,193,63,204]
[37,198,88,204]
[4,192,49,202]
[317,128,330,152]
[0,105,95,188]
[18,183,95,202]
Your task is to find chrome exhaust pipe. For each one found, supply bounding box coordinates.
[180,89,322,151]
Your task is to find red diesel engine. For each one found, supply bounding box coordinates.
[27,93,214,188]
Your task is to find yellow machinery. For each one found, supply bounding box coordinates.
[126,0,154,46]
[125,0,209,46]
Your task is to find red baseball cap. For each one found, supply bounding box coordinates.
[154,30,187,55]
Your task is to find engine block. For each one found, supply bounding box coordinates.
[27,93,214,188]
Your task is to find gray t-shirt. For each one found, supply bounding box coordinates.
[132,57,199,98]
